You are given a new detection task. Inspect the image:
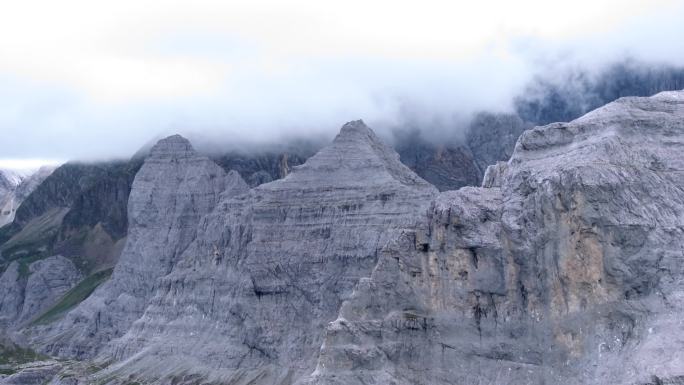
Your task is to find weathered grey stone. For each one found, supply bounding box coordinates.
[17,256,82,326]
[482,161,508,188]
[0,262,24,329]
[29,135,248,359]
[307,91,684,385]
[0,256,80,330]
[16,92,684,384]
[78,120,436,383]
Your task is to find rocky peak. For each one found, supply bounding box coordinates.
[28,135,244,358]
[332,119,397,160]
[275,120,435,190]
[308,90,684,385]
[147,134,196,160]
[335,119,374,138]
[41,119,440,382]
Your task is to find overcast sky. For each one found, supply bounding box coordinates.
[1,0,683,168]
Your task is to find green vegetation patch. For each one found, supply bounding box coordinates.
[32,268,113,325]
[0,342,46,366]
[0,368,17,375]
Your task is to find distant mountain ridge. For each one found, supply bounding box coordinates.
[0,167,55,229]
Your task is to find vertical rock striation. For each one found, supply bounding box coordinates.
[0,256,81,330]
[30,135,248,358]
[85,120,437,383]
[16,91,684,384]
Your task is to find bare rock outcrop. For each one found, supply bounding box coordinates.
[307,91,684,385]
[0,256,81,330]
[17,91,684,384]
[0,167,55,228]
[0,262,24,329]
[80,120,438,383]
[17,256,82,326]
[29,135,248,358]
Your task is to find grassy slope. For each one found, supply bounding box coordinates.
[32,268,113,325]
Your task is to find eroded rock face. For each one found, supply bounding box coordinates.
[0,262,24,329]
[29,135,248,358]
[19,91,684,384]
[307,92,684,385]
[0,167,55,229]
[0,256,81,330]
[75,120,437,383]
[18,256,82,326]
[0,161,138,274]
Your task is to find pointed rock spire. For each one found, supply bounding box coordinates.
[272,120,436,190]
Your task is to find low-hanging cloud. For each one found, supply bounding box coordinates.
[0,0,683,163]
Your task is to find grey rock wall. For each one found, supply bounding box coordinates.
[0,256,81,330]
[14,91,684,384]
[307,91,684,385]
[93,120,438,383]
[29,135,248,359]
[0,262,24,329]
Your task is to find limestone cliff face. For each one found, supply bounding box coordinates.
[0,256,81,330]
[0,262,24,329]
[29,135,248,358]
[89,120,438,383]
[17,256,83,326]
[15,91,684,385]
[308,91,684,385]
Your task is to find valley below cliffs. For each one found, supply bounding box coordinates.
[1,91,683,385]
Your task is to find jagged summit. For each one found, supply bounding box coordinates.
[78,119,439,382]
[28,133,239,358]
[148,134,196,159]
[336,119,372,137]
[267,120,436,190]
[11,94,684,384]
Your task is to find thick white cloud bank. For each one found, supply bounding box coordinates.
[0,0,683,161]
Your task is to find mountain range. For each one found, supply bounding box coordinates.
[0,62,683,384]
